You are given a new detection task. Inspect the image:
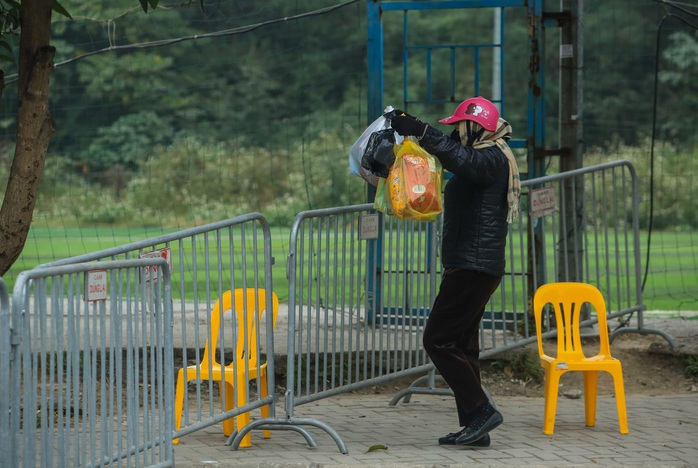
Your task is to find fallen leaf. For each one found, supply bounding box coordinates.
[366,444,388,453]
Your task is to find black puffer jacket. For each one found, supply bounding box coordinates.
[418,128,510,276]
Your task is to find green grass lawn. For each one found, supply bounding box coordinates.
[639,231,698,312]
[4,226,697,312]
[5,224,294,300]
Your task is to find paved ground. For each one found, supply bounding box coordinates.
[171,315,698,467]
[173,392,698,467]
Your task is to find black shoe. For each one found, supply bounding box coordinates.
[439,430,490,447]
[438,427,466,445]
[455,405,503,445]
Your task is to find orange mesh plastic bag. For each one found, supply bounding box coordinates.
[387,139,443,222]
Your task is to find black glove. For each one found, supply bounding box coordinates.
[390,115,428,137]
[390,109,417,119]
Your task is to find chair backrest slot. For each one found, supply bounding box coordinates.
[200,288,279,373]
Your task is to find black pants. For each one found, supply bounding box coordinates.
[423,268,502,427]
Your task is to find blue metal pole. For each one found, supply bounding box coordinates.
[366,1,384,323]
[367,1,384,121]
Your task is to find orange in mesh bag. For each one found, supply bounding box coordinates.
[388,139,443,222]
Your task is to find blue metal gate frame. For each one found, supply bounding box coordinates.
[366,0,542,150]
[366,0,546,322]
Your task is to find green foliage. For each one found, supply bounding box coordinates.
[490,349,542,383]
[35,128,366,228]
[685,355,698,379]
[6,0,690,183]
[0,0,690,234]
[0,0,20,63]
[83,110,173,172]
[0,1,73,63]
[660,31,698,144]
[128,136,262,222]
[139,0,159,13]
[584,137,698,230]
[53,1,72,19]
[661,32,698,80]
[581,1,666,145]
[37,181,146,226]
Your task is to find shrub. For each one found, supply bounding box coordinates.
[585,137,698,230]
[490,348,542,383]
[685,355,698,379]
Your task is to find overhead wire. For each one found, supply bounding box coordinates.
[612,0,698,331]
[642,0,698,293]
[3,0,360,85]
[610,0,698,331]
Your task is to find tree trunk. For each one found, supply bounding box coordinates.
[0,0,56,276]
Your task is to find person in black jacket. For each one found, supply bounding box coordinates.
[390,96,521,447]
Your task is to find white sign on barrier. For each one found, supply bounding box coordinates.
[530,186,556,217]
[86,270,108,302]
[359,214,379,240]
[140,247,172,283]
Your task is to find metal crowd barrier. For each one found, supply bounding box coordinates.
[288,204,439,404]
[258,160,671,452]
[396,160,675,403]
[37,213,278,450]
[0,277,11,464]
[233,206,456,452]
[0,259,174,468]
[512,160,674,348]
[5,162,673,458]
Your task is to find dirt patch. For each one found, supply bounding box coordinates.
[480,333,697,399]
[348,329,698,398]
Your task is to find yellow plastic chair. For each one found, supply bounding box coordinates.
[533,282,628,435]
[174,288,279,447]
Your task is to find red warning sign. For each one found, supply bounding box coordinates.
[140,247,172,283]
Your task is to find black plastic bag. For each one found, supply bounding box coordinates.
[361,129,396,178]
